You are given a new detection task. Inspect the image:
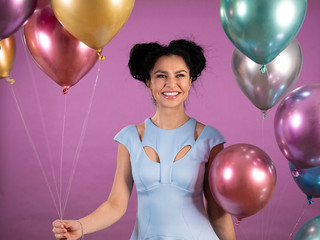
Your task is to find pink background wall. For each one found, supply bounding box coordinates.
[1,0,320,239]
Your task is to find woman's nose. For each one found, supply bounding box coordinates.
[165,76,176,86]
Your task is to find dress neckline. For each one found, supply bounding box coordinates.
[146,117,194,131]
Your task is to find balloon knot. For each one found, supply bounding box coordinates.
[235,218,242,226]
[260,65,266,73]
[262,111,267,119]
[307,196,314,205]
[62,86,70,95]
[291,168,300,177]
[6,77,15,84]
[96,48,106,61]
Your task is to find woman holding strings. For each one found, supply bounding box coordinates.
[52,39,236,240]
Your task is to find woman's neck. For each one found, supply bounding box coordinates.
[150,107,189,130]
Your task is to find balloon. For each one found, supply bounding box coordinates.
[24,3,99,94]
[0,36,15,84]
[295,216,320,240]
[51,0,135,52]
[0,0,37,39]
[209,144,277,222]
[220,0,307,65]
[274,84,320,169]
[289,163,320,201]
[232,38,303,115]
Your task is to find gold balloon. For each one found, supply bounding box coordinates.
[51,0,135,51]
[0,36,15,84]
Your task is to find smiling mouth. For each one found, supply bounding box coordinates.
[162,92,180,96]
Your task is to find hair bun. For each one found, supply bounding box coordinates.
[128,39,206,84]
[169,39,206,81]
[128,43,162,83]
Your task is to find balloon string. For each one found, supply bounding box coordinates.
[59,95,68,220]
[288,202,309,239]
[62,61,101,215]
[235,218,249,240]
[9,84,62,220]
[265,179,290,239]
[20,30,61,214]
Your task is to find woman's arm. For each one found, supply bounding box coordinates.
[53,143,133,239]
[203,143,236,240]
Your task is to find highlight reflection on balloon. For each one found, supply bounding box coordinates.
[220,0,307,65]
[0,0,37,39]
[51,0,135,51]
[232,38,302,114]
[24,3,99,93]
[209,144,277,221]
[295,216,320,240]
[0,36,16,83]
[274,84,320,169]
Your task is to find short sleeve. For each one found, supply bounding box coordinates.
[204,125,226,150]
[114,125,136,154]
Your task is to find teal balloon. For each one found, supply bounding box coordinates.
[220,0,307,65]
[289,163,320,199]
[295,216,320,240]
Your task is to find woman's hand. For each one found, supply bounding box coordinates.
[52,220,83,240]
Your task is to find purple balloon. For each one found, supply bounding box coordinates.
[274,84,320,169]
[0,0,37,39]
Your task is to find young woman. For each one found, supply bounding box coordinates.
[52,39,236,240]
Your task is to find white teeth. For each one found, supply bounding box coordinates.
[163,92,179,96]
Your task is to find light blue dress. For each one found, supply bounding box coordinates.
[114,118,225,240]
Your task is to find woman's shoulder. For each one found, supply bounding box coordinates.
[194,120,224,139]
[195,120,205,140]
[136,122,145,141]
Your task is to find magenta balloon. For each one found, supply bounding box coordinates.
[0,0,37,39]
[24,3,98,93]
[209,144,277,220]
[274,84,320,169]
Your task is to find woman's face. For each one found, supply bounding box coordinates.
[147,55,192,109]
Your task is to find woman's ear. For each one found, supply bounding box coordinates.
[146,79,151,89]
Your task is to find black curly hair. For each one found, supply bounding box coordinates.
[128,39,206,86]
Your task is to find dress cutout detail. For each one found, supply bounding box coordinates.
[114,118,225,240]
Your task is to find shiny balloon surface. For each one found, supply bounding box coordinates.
[24,3,99,91]
[289,163,320,198]
[209,144,277,219]
[0,0,37,39]
[220,0,307,64]
[0,36,15,78]
[51,0,135,50]
[295,216,320,240]
[274,84,320,169]
[232,38,303,113]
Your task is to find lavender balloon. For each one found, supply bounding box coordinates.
[0,0,37,39]
[275,84,320,169]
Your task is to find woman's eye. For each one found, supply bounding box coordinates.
[156,74,166,78]
[177,74,185,78]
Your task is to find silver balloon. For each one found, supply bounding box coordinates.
[232,39,303,116]
[295,216,320,240]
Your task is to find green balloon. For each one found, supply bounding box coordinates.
[295,216,320,240]
[220,0,307,65]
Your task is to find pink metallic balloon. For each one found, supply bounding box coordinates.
[209,144,277,221]
[274,84,320,169]
[0,0,37,39]
[24,3,98,93]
